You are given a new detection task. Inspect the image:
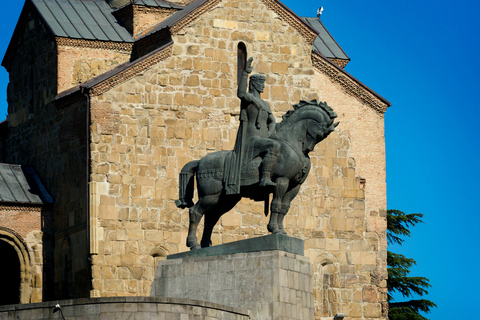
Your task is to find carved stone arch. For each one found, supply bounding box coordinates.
[149,245,169,273]
[0,227,34,304]
[313,252,340,319]
[149,245,168,258]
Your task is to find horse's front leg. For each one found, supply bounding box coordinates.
[276,184,302,234]
[268,177,289,234]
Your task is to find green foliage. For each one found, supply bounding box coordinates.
[387,209,436,319]
[387,209,424,245]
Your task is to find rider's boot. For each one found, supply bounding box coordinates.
[259,151,278,187]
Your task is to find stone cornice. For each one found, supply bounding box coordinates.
[312,52,390,113]
[0,205,42,212]
[56,37,133,53]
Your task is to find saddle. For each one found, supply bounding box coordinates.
[240,157,262,186]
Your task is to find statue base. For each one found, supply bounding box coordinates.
[151,234,314,320]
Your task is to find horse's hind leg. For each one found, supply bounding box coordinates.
[186,193,221,250]
[187,204,203,250]
[201,195,241,248]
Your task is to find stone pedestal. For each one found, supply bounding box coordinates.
[151,234,314,320]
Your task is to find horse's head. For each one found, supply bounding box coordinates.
[276,100,339,154]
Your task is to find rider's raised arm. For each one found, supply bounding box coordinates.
[237,57,254,102]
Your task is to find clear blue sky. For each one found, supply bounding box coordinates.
[1,1,479,318]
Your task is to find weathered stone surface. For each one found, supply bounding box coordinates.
[152,250,314,320]
[169,233,304,259]
[0,297,250,320]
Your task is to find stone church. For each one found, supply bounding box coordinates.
[0,0,390,319]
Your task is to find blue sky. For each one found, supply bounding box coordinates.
[1,1,479,318]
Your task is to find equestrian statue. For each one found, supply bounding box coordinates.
[175,57,339,250]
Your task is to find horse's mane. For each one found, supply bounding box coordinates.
[276,99,337,131]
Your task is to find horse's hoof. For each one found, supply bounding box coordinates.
[189,244,201,250]
[267,224,276,233]
[277,226,287,235]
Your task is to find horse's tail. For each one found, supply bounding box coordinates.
[175,160,199,209]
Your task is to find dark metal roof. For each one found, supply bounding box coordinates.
[301,17,349,61]
[130,0,183,9]
[32,0,133,42]
[0,164,54,205]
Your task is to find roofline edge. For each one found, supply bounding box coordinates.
[312,51,391,113]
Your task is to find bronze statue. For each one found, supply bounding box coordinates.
[225,57,279,194]
[175,58,339,250]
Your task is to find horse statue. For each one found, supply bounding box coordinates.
[175,100,339,250]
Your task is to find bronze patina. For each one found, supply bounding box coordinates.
[176,58,339,250]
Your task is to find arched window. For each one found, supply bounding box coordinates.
[314,254,341,317]
[237,42,247,85]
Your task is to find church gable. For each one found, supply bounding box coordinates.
[81,1,387,311]
[55,0,386,114]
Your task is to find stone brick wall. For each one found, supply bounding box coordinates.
[133,6,178,37]
[153,250,314,320]
[57,42,131,93]
[1,42,90,301]
[1,10,91,300]
[0,206,41,239]
[85,0,388,319]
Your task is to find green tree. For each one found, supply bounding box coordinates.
[387,209,436,320]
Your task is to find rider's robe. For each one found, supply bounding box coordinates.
[224,107,247,195]
[224,101,271,194]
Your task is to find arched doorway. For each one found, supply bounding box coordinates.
[0,239,21,304]
[0,228,33,304]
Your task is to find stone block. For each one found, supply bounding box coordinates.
[153,240,313,320]
[167,234,304,260]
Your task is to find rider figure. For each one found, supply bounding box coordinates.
[225,57,281,194]
[237,58,281,187]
